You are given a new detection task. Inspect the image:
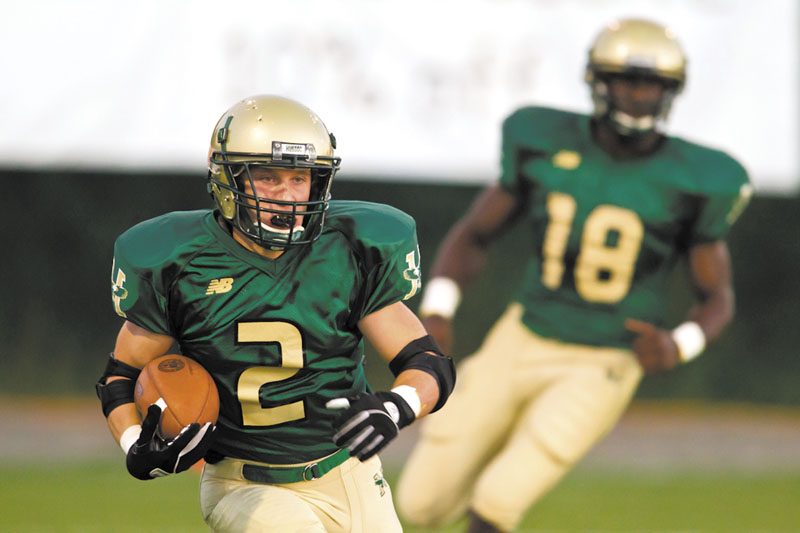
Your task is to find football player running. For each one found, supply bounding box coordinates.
[95,95,455,532]
[396,19,751,533]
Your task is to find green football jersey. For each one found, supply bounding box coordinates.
[111,200,422,464]
[499,106,751,348]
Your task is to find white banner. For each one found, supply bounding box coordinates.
[0,0,796,193]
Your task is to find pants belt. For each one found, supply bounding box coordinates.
[241,448,350,484]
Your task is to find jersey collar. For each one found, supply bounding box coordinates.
[203,210,307,276]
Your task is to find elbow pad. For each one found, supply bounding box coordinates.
[95,353,141,417]
[389,335,456,413]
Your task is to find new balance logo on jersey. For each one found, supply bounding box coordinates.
[206,278,234,295]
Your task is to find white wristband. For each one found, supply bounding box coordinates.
[418,277,462,319]
[391,385,421,419]
[671,322,706,363]
[119,424,142,454]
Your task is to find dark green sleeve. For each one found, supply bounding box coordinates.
[109,211,210,336]
[361,242,421,317]
[111,236,172,335]
[688,155,753,244]
[499,108,528,195]
[498,107,570,195]
[338,202,422,318]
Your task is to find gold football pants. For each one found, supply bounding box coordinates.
[200,453,401,532]
[397,304,642,531]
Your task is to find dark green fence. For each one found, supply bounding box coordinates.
[2,169,798,405]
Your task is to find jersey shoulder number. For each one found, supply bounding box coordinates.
[325,200,422,309]
[111,210,214,332]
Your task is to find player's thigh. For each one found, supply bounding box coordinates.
[287,455,401,533]
[200,474,326,533]
[337,455,402,533]
[201,456,401,533]
[528,349,642,462]
[470,351,641,530]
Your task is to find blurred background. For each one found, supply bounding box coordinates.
[1,0,798,529]
[1,0,796,402]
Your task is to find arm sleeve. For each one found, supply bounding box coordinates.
[688,165,753,245]
[361,244,421,316]
[111,238,172,336]
[499,111,525,195]
[498,107,555,197]
[354,208,422,318]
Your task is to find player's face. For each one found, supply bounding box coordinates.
[241,167,312,230]
[606,74,666,119]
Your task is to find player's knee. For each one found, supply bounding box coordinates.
[527,407,601,466]
[396,502,453,528]
[471,484,531,533]
[395,476,457,527]
[394,481,437,526]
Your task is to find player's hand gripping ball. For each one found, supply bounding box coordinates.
[126,403,216,480]
[134,354,219,439]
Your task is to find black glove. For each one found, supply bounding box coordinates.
[328,391,415,461]
[126,404,216,480]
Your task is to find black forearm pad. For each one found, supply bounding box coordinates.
[95,353,141,417]
[389,335,443,376]
[98,352,142,382]
[389,335,456,413]
[96,378,136,417]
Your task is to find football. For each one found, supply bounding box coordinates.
[134,354,219,439]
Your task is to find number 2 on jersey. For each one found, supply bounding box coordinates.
[236,321,305,427]
[542,191,643,303]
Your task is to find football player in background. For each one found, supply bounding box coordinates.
[95,95,455,532]
[397,18,752,533]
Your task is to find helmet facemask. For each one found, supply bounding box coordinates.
[209,146,338,250]
[588,71,681,137]
[206,96,341,251]
[585,19,686,137]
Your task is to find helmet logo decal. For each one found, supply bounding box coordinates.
[217,116,233,149]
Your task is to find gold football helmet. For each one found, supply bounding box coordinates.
[207,95,341,249]
[585,19,687,135]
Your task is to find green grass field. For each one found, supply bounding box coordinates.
[2,460,798,532]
